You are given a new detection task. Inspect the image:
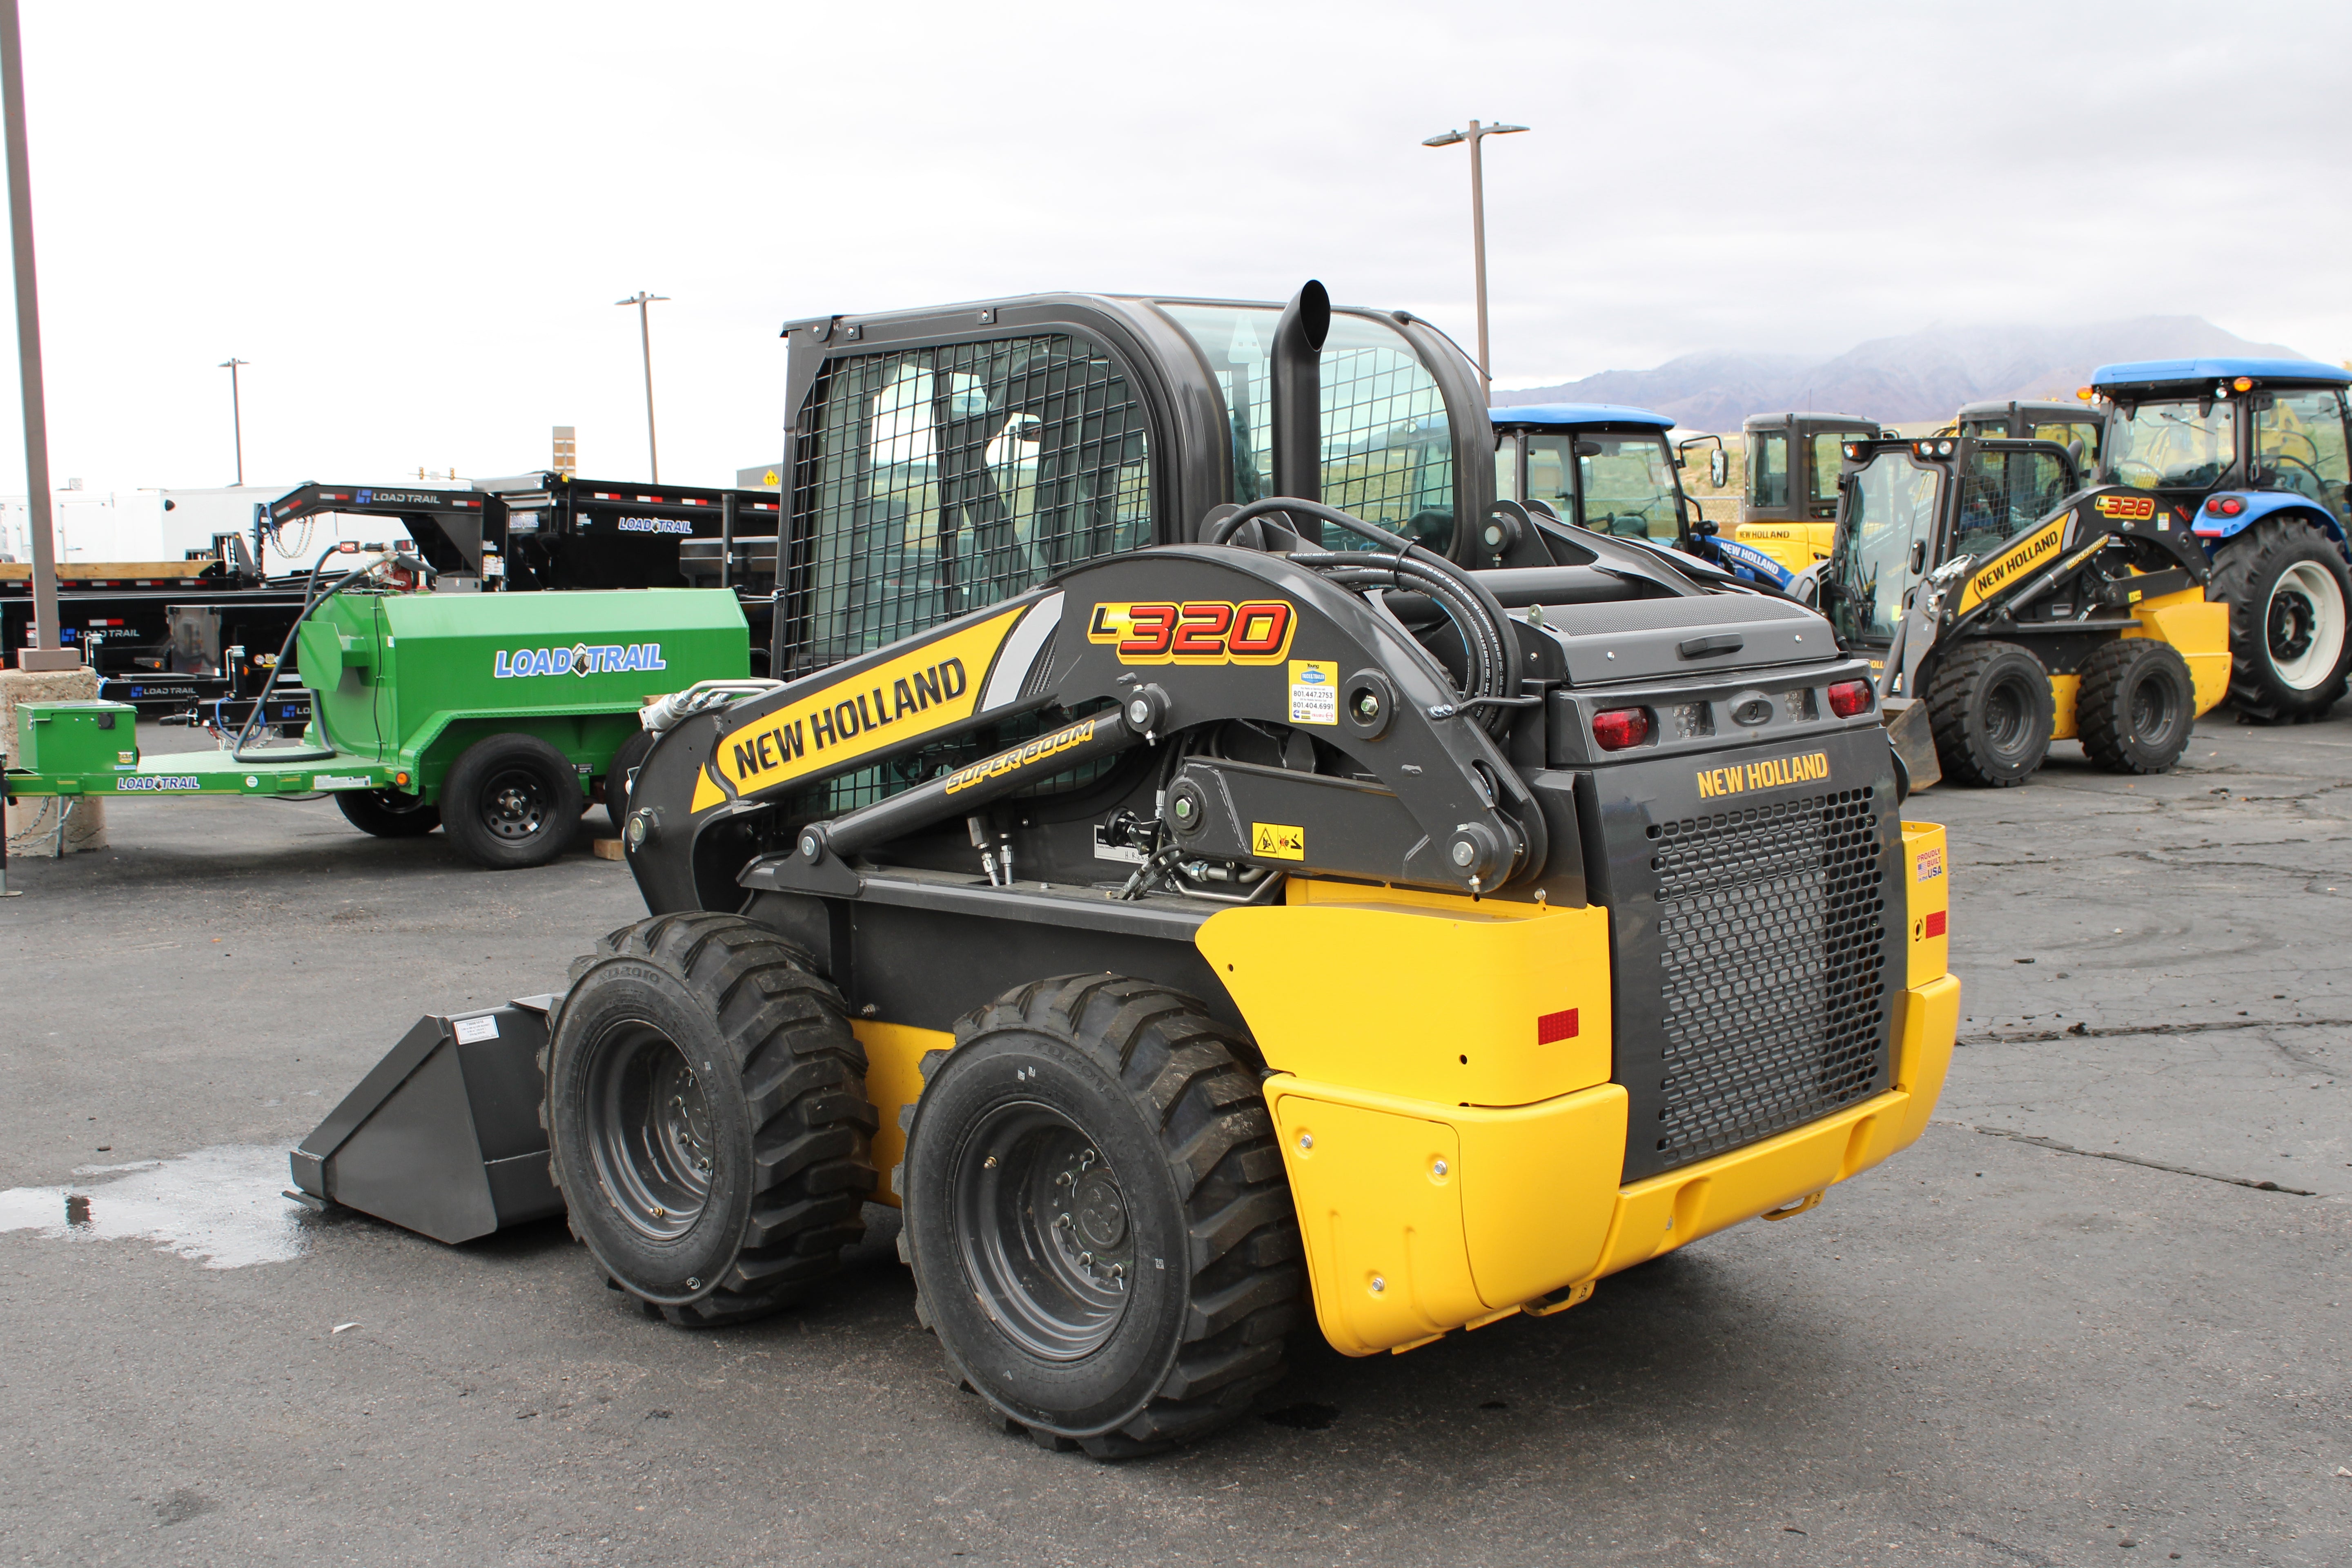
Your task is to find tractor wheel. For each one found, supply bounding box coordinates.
[334,788,439,838]
[545,912,877,1327]
[603,729,655,839]
[2206,518,2352,722]
[2077,638,2197,775]
[1926,641,2054,787]
[442,733,584,870]
[902,975,1303,1459]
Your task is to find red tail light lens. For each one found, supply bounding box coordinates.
[1592,707,1652,751]
[2204,495,2244,517]
[1827,679,1874,717]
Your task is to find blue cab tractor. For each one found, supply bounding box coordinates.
[1488,404,1797,589]
[2089,359,2352,721]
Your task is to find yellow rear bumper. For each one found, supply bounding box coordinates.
[1268,972,1962,1357]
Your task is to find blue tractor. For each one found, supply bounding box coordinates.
[1488,403,1797,589]
[2089,359,2352,721]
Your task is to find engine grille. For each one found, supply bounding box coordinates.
[1647,787,1887,1170]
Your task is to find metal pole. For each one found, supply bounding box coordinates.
[616,291,668,483]
[1467,120,1490,390]
[0,0,70,672]
[220,358,247,484]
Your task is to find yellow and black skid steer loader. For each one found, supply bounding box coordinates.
[292,285,1962,1458]
[1825,432,2229,788]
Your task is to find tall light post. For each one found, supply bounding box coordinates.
[615,290,669,481]
[218,357,248,484]
[1421,120,1528,391]
[1,0,71,671]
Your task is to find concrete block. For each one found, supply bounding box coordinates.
[2,666,109,856]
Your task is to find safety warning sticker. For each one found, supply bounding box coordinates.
[1251,822,1305,861]
[452,1015,501,1044]
[1287,659,1337,725]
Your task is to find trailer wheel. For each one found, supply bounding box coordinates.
[333,788,440,838]
[2207,517,2352,722]
[442,733,583,869]
[546,912,878,1326]
[1926,641,2053,787]
[603,729,654,839]
[2077,638,2196,774]
[902,975,1303,1458]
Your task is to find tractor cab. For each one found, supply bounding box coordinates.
[1738,410,1887,576]
[1952,399,2104,470]
[2089,358,2352,719]
[1489,403,1698,547]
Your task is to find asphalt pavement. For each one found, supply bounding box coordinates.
[1,716,2346,1567]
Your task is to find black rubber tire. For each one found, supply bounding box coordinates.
[333,788,439,838]
[604,728,655,839]
[902,974,1304,1459]
[2077,638,2197,775]
[2206,517,2352,723]
[545,912,878,1327]
[441,732,584,870]
[1926,641,2054,787]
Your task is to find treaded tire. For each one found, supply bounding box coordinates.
[545,912,878,1327]
[334,788,439,838]
[2077,638,2196,775]
[902,974,1303,1459]
[1926,641,2053,787]
[442,732,584,869]
[603,729,655,839]
[2206,517,2352,723]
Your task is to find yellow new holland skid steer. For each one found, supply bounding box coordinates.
[294,285,1962,1458]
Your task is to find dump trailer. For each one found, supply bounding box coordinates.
[296,284,1961,1458]
[1826,432,2228,786]
[1737,410,1889,576]
[4,548,749,867]
[2087,359,2352,722]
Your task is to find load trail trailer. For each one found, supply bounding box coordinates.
[2087,358,2352,722]
[1827,432,2227,787]
[4,555,750,869]
[298,283,1961,1459]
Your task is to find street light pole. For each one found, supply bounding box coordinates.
[1421,120,1529,392]
[615,290,669,481]
[218,357,248,484]
[0,0,71,671]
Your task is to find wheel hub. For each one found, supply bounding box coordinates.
[585,1022,714,1240]
[483,770,548,841]
[952,1099,1136,1361]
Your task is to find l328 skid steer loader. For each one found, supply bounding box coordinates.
[294,284,1962,1457]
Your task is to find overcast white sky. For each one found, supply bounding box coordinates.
[7,0,2349,497]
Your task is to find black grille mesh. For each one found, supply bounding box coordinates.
[1647,788,1886,1169]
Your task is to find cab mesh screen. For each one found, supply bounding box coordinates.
[1647,788,1886,1169]
[781,334,1150,677]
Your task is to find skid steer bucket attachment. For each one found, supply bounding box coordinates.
[287,997,566,1243]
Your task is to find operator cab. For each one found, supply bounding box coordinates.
[1952,399,2104,470]
[1826,433,2079,655]
[1489,403,1698,547]
[1739,410,1887,575]
[2089,358,2352,532]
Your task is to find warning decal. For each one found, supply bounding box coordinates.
[1251,822,1305,861]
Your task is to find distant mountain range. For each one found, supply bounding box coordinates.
[1493,318,2325,432]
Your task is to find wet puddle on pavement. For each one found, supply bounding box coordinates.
[0,1145,307,1267]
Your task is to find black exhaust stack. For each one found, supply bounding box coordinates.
[1270,280,1330,503]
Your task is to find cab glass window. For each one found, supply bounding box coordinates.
[790,333,1151,672]
[1830,453,1940,644]
[1525,435,1573,520]
[2103,399,2236,489]
[1746,429,1788,509]
[1493,434,1520,502]
[2031,420,2101,466]
[2254,389,2350,523]
[1575,433,1682,541]
[1808,432,1847,514]
[1952,448,2070,561]
[1161,304,1454,550]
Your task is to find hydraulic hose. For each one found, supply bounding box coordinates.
[229,545,436,762]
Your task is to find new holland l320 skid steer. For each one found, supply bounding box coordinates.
[292,285,1962,1457]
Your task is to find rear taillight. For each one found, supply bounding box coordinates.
[2204,495,2244,517]
[1592,707,1652,751]
[1827,679,1874,718]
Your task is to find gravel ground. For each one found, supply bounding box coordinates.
[1,715,2346,1567]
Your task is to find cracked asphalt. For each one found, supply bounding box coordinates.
[1,716,2346,1566]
